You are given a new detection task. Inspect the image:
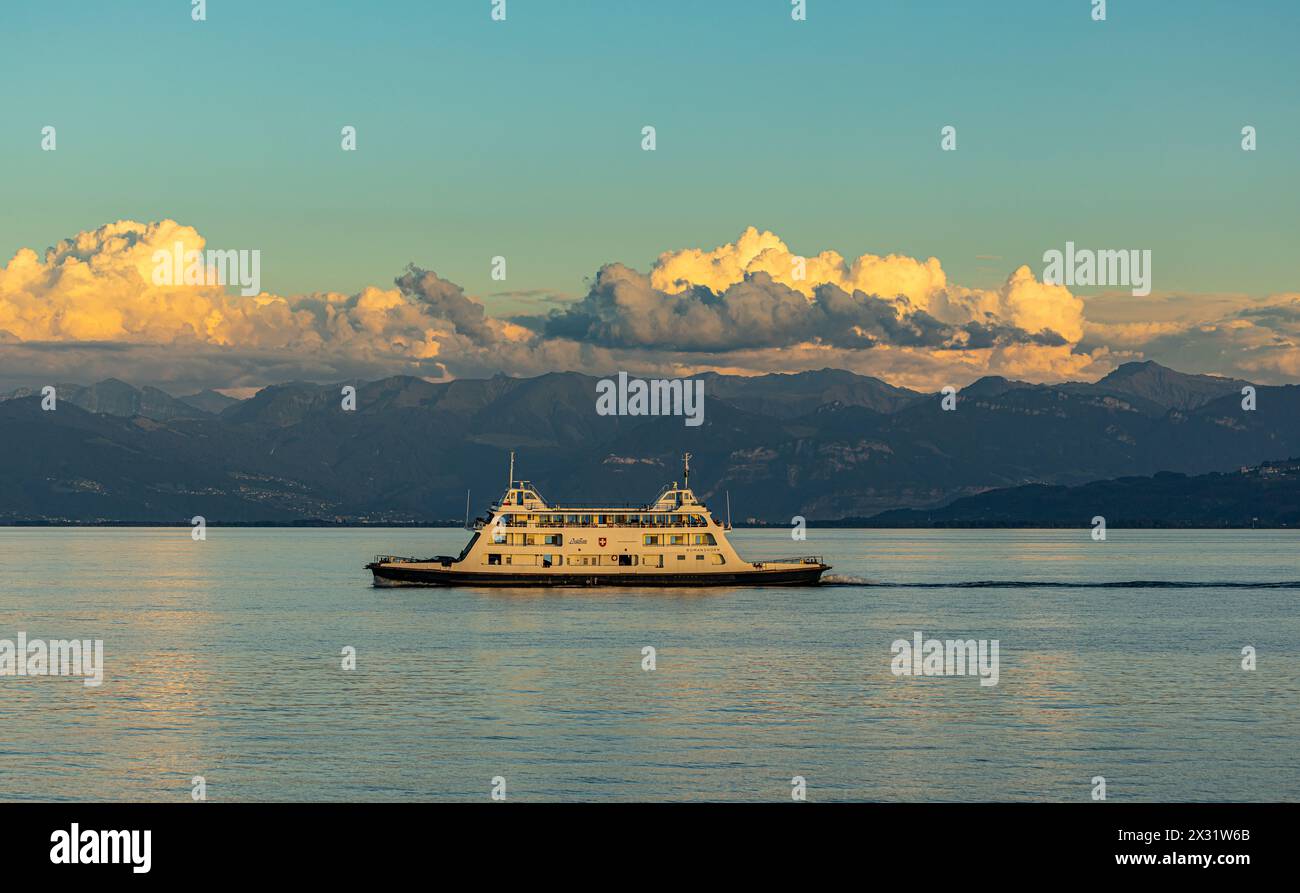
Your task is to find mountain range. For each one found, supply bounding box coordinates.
[0,362,1294,524]
[840,460,1300,528]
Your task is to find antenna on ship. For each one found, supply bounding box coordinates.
[507,450,515,488]
[726,490,732,530]
[683,452,691,489]
[464,489,471,530]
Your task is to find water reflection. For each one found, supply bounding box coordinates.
[0,528,1296,801]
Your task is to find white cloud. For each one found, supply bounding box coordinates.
[1,220,1296,391]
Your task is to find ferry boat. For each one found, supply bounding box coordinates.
[366,453,829,587]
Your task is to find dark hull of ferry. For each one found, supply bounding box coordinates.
[367,562,829,588]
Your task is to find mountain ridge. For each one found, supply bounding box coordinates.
[839,460,1300,528]
[1,363,1290,524]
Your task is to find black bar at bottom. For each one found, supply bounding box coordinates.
[2,802,1287,879]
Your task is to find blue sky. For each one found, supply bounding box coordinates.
[3,0,1297,306]
[1,0,1298,393]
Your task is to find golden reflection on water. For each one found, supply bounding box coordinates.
[1,527,1297,801]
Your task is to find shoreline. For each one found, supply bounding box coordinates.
[0,521,1295,530]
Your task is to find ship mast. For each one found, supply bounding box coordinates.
[683,452,691,489]
[508,450,515,488]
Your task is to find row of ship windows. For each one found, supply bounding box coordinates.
[485,553,726,567]
[491,533,718,546]
[496,513,713,528]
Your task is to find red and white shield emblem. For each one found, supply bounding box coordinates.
[598,537,607,547]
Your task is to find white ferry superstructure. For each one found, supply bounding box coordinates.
[366,453,829,587]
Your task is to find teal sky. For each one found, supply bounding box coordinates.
[3,0,1298,315]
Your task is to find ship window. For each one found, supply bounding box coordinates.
[669,534,686,545]
[710,554,725,565]
[642,555,663,568]
[487,554,502,565]
[643,534,660,546]
[543,534,562,546]
[677,555,685,561]
[696,554,705,560]
[692,534,716,545]
[541,554,554,568]
[581,515,593,526]
[618,554,633,567]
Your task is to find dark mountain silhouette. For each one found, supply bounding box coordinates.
[0,363,1293,524]
[954,376,1039,400]
[847,460,1300,528]
[698,368,921,417]
[179,389,241,414]
[1088,360,1249,411]
[1,378,210,420]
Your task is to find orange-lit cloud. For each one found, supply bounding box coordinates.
[1,220,1297,392]
[650,227,1084,343]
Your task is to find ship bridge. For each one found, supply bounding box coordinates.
[651,485,700,511]
[498,482,548,511]
[651,451,702,510]
[486,451,714,522]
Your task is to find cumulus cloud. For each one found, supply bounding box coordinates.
[545,264,1065,353]
[0,220,585,391]
[649,226,1086,343]
[0,220,1295,392]
[1077,291,1300,382]
[651,226,948,304]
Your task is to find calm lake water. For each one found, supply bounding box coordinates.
[0,528,1296,802]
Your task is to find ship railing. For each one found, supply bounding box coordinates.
[545,500,653,509]
[496,518,714,529]
[748,555,824,567]
[372,554,420,564]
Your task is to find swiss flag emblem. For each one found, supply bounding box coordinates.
[598,537,607,547]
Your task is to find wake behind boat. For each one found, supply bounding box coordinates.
[366,453,829,587]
